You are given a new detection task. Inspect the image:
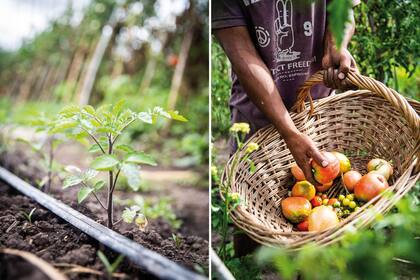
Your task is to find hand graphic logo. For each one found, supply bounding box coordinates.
[274,0,300,62]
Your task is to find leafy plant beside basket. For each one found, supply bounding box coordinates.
[55,100,187,229]
[213,122,259,261]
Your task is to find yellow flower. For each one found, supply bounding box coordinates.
[246,142,259,153]
[230,122,250,134]
[228,192,240,202]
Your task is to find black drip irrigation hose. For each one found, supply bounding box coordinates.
[0,167,207,280]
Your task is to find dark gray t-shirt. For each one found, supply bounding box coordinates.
[213,0,359,135]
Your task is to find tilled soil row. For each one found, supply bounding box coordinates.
[0,149,208,279]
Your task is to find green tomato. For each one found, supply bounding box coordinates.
[333,201,341,208]
[342,198,350,206]
[349,201,357,209]
[346,194,354,201]
[354,206,360,212]
[338,194,345,201]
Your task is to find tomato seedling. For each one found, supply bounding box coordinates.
[97,250,124,277]
[20,208,37,224]
[57,100,186,229]
[18,113,65,192]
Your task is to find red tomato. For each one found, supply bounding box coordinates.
[296,219,309,231]
[310,195,323,207]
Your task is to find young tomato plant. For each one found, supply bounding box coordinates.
[18,113,64,192]
[57,100,186,229]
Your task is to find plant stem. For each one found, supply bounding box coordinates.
[111,168,121,193]
[111,117,136,145]
[92,192,107,211]
[107,134,114,229]
[81,127,106,154]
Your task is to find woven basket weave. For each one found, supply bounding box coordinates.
[223,71,420,249]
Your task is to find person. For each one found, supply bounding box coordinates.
[213,0,359,256]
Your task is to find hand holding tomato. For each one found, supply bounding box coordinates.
[284,132,329,185]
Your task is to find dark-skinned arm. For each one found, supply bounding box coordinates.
[214,26,328,184]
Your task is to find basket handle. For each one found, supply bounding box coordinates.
[292,70,420,134]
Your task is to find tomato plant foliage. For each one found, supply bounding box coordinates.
[56,100,186,229]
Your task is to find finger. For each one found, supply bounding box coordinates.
[338,54,351,79]
[325,67,334,88]
[300,159,316,185]
[308,147,328,168]
[332,69,341,89]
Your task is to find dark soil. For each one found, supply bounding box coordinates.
[0,146,208,279]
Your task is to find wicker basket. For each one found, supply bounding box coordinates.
[223,71,420,249]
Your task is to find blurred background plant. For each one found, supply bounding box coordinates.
[211,0,419,278]
[0,0,209,171]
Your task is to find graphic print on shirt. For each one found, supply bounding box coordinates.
[255,26,271,47]
[274,0,300,62]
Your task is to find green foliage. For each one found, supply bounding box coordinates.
[350,1,420,86]
[172,233,182,248]
[121,205,148,229]
[118,194,182,229]
[58,100,186,228]
[211,41,231,138]
[225,255,262,280]
[327,0,352,49]
[257,190,420,280]
[97,251,124,276]
[213,123,259,261]
[20,208,37,224]
[17,112,65,191]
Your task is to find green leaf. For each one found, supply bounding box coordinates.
[115,144,134,153]
[90,155,120,171]
[50,120,78,133]
[93,180,106,191]
[97,127,118,134]
[153,106,171,120]
[121,163,141,191]
[83,169,99,181]
[327,0,352,49]
[64,165,82,174]
[110,255,124,274]
[63,175,83,189]
[59,105,80,117]
[122,206,141,223]
[138,112,152,124]
[112,100,125,116]
[97,251,112,274]
[88,144,102,153]
[83,105,96,115]
[80,119,95,131]
[168,110,188,122]
[125,152,157,166]
[77,186,94,203]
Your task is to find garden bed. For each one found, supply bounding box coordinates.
[0,146,208,279]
